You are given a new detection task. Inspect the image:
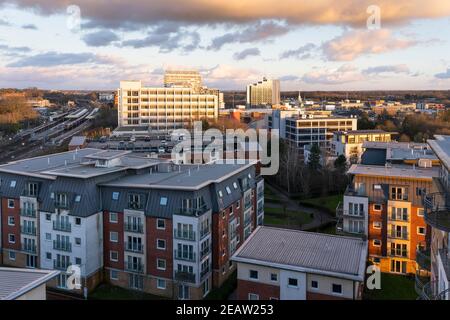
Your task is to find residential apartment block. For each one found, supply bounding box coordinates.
[246,78,280,107]
[232,227,367,300]
[338,142,440,275]
[117,80,219,132]
[416,135,450,300]
[0,149,263,299]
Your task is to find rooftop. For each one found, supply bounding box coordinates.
[337,129,395,135]
[428,135,450,171]
[348,164,440,180]
[68,136,86,147]
[232,226,367,281]
[0,267,59,300]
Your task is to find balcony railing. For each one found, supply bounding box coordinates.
[335,202,365,219]
[244,214,252,226]
[124,222,144,233]
[388,230,409,240]
[21,243,37,254]
[20,208,36,218]
[423,192,450,233]
[53,221,71,232]
[344,185,366,197]
[200,246,210,259]
[174,229,196,241]
[53,260,71,271]
[125,262,144,273]
[53,241,72,252]
[416,242,431,271]
[54,201,68,209]
[125,242,144,254]
[127,202,144,211]
[177,205,208,217]
[389,214,409,222]
[200,227,210,240]
[174,250,196,262]
[21,225,36,236]
[389,249,408,258]
[175,271,196,283]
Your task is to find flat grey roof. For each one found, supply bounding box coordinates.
[84,150,132,160]
[348,164,440,179]
[428,135,450,171]
[0,267,59,300]
[363,141,428,150]
[68,136,86,146]
[232,227,367,280]
[338,129,393,135]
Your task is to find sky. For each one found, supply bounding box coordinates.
[0,1,450,91]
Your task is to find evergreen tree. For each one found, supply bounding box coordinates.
[308,143,321,171]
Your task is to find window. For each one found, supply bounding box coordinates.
[46,252,52,260]
[373,239,381,246]
[75,257,82,265]
[373,221,382,229]
[417,227,426,235]
[157,219,165,230]
[110,270,118,280]
[248,293,259,300]
[332,284,342,294]
[159,197,168,206]
[226,187,231,194]
[391,187,408,201]
[46,214,51,221]
[157,259,166,270]
[417,208,424,217]
[236,201,240,209]
[8,234,15,243]
[109,212,118,223]
[218,191,223,198]
[270,273,278,282]
[157,279,166,289]
[110,232,118,242]
[75,218,81,225]
[7,216,14,226]
[222,211,225,219]
[311,280,318,289]
[45,233,51,241]
[112,192,120,200]
[288,278,298,287]
[7,199,14,208]
[10,180,16,188]
[233,182,238,189]
[74,195,81,202]
[110,251,119,262]
[28,183,38,196]
[8,251,15,261]
[249,270,258,280]
[373,184,382,190]
[75,238,81,245]
[157,239,166,250]
[374,204,382,211]
[373,257,381,263]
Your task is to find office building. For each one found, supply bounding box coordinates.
[232,227,367,300]
[0,149,263,299]
[246,78,280,107]
[164,70,202,92]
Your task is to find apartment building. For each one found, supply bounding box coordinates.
[246,78,280,107]
[117,80,219,132]
[331,130,395,164]
[338,142,440,275]
[232,227,367,300]
[417,135,450,300]
[0,149,263,299]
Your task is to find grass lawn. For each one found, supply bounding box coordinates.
[264,188,281,203]
[264,206,313,228]
[364,273,417,300]
[89,283,165,300]
[299,194,343,215]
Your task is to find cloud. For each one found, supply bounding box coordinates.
[301,65,363,85]
[322,29,417,61]
[233,48,260,60]
[0,44,32,53]
[208,20,289,50]
[82,30,119,47]
[279,75,300,81]
[6,51,115,67]
[5,1,450,29]
[435,68,450,79]
[0,18,11,26]
[22,23,37,30]
[363,64,410,75]
[280,43,316,59]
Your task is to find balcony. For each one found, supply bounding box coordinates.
[53,241,72,252]
[335,202,365,219]
[344,185,366,197]
[174,250,196,262]
[127,201,144,211]
[124,222,144,233]
[175,271,196,283]
[388,230,409,240]
[423,192,450,233]
[177,205,208,217]
[388,249,408,258]
[21,243,37,254]
[125,262,144,273]
[20,208,36,218]
[53,221,71,232]
[200,227,210,240]
[174,229,196,241]
[416,242,431,271]
[21,225,36,236]
[200,246,210,260]
[53,260,71,271]
[125,242,144,254]
[388,214,409,223]
[244,214,252,226]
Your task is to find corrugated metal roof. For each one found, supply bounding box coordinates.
[0,267,59,300]
[232,227,367,279]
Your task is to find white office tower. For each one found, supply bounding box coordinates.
[246,77,281,107]
[164,70,202,93]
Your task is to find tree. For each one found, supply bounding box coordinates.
[334,155,347,171]
[308,143,321,171]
